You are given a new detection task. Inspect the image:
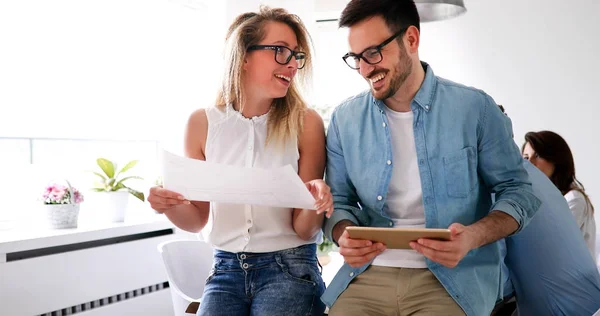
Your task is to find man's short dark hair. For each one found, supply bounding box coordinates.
[339,0,420,34]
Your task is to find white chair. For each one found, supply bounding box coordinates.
[158,240,214,316]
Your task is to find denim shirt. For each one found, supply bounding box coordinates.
[500,161,600,315]
[321,63,541,316]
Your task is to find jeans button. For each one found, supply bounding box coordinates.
[240,254,247,260]
[242,263,249,269]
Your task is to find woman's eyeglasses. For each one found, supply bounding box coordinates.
[247,45,306,69]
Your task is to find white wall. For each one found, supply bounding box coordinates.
[0,0,226,141]
[307,0,600,226]
[2,0,597,225]
[417,0,600,226]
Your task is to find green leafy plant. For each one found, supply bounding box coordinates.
[318,236,336,255]
[92,158,145,202]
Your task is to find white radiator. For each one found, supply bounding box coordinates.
[0,223,178,316]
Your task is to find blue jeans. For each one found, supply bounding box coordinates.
[197,243,326,316]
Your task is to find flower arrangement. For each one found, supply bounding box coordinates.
[40,181,83,229]
[42,182,84,205]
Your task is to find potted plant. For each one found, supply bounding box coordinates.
[91,158,145,222]
[41,181,84,229]
[317,237,337,266]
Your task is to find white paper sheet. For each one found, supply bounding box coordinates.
[161,150,315,209]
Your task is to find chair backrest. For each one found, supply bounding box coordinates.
[158,240,214,314]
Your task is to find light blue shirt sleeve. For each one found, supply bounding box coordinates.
[322,112,360,245]
[477,95,540,233]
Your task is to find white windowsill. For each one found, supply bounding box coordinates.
[0,214,175,256]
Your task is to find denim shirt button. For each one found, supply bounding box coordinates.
[349,272,355,277]
[389,222,393,227]
[386,160,392,165]
[382,122,386,128]
[377,196,383,201]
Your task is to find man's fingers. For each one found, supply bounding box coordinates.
[343,247,386,267]
[410,242,460,267]
[340,237,372,248]
[416,238,453,252]
[339,243,384,257]
[448,223,466,240]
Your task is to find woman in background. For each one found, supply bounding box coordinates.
[522,130,596,261]
[148,6,330,315]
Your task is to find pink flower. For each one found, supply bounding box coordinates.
[72,189,84,204]
[42,182,84,205]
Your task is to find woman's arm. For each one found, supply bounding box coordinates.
[158,109,211,233]
[566,190,589,229]
[292,109,330,240]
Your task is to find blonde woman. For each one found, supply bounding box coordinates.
[148,6,331,316]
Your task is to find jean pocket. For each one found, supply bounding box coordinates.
[205,268,217,285]
[275,256,321,287]
[443,146,477,198]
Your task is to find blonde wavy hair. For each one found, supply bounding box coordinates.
[215,6,313,146]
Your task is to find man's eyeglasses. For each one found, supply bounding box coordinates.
[342,29,406,70]
[247,45,307,69]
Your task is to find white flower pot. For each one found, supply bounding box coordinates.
[87,191,131,223]
[103,191,130,222]
[42,204,81,229]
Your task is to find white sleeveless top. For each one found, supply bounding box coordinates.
[201,104,320,253]
[565,190,597,262]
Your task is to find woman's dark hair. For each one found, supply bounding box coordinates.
[339,0,420,34]
[523,131,594,214]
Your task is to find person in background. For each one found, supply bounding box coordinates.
[522,130,596,260]
[492,106,600,316]
[148,6,331,316]
[321,1,541,315]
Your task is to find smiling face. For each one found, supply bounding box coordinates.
[347,15,413,100]
[243,21,300,101]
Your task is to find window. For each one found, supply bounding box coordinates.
[312,20,366,127]
[0,0,227,226]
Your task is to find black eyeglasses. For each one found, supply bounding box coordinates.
[247,45,307,69]
[342,29,406,70]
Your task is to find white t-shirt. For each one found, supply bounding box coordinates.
[372,107,427,268]
[565,189,597,262]
[201,104,321,253]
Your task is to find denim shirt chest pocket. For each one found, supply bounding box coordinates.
[442,146,477,198]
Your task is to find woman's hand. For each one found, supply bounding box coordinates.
[147,186,190,214]
[305,179,334,218]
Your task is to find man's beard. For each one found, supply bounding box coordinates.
[373,45,413,101]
